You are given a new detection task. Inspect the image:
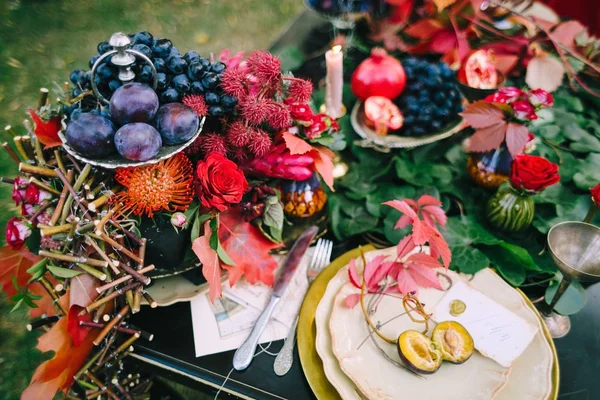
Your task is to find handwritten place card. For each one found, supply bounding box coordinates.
[432,281,538,368]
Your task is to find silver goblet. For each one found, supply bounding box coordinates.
[543,221,600,338]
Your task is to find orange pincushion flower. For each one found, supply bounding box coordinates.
[111,153,194,217]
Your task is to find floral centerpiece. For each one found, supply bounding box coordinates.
[0,29,339,399]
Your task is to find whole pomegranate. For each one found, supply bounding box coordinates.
[351,48,406,101]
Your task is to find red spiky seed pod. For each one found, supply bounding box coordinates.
[265,101,292,130]
[248,128,272,158]
[226,121,251,147]
[221,66,248,99]
[239,96,269,126]
[287,79,313,104]
[182,95,209,116]
[200,133,228,156]
[246,50,282,87]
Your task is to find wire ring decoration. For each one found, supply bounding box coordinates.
[90,44,158,104]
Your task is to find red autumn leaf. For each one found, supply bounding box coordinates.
[29,281,58,318]
[406,252,442,269]
[67,304,92,347]
[505,122,530,158]
[219,208,281,287]
[405,18,445,39]
[24,308,98,398]
[282,130,313,155]
[550,20,587,48]
[460,101,506,128]
[428,227,452,268]
[192,220,223,302]
[432,0,457,12]
[0,245,41,298]
[344,293,361,308]
[311,145,335,191]
[429,30,458,54]
[493,54,520,76]
[406,264,443,290]
[468,122,508,153]
[397,235,417,260]
[28,109,62,148]
[69,273,99,308]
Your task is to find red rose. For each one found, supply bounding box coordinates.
[510,155,560,192]
[591,184,600,206]
[511,100,538,121]
[499,87,526,102]
[6,217,32,250]
[484,92,510,104]
[289,103,314,124]
[305,114,339,139]
[528,89,554,108]
[11,177,28,205]
[25,184,52,205]
[195,153,248,211]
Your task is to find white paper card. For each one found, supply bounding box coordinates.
[432,281,538,368]
[190,248,312,358]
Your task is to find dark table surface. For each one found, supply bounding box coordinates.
[130,8,600,400]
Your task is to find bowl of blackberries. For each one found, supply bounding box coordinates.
[351,55,466,150]
[59,31,238,168]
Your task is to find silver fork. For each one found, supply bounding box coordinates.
[273,238,333,376]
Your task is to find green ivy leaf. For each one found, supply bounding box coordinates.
[449,246,490,274]
[365,184,415,217]
[494,260,526,286]
[395,157,433,186]
[191,213,212,243]
[570,131,600,153]
[48,265,83,278]
[573,153,600,190]
[535,182,573,205]
[383,209,411,244]
[26,229,41,255]
[263,198,284,231]
[486,242,542,272]
[443,216,502,247]
[545,278,587,315]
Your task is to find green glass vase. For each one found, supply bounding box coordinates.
[486,184,535,232]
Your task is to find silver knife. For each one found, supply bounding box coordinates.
[232,226,319,371]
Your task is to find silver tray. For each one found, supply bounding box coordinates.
[58,115,205,169]
[351,101,466,152]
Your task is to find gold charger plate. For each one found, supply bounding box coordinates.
[297,245,560,400]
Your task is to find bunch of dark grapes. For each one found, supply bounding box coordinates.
[67,31,237,121]
[395,58,463,137]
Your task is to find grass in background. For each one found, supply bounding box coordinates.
[0,1,302,398]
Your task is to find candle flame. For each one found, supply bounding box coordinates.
[332,45,342,53]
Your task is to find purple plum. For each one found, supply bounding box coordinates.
[109,83,159,126]
[65,113,116,158]
[114,122,162,161]
[154,103,199,145]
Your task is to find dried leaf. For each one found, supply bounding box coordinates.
[468,122,508,153]
[312,145,335,191]
[192,221,222,302]
[550,20,587,48]
[67,305,92,347]
[69,274,99,309]
[218,208,281,287]
[282,130,313,155]
[432,0,457,11]
[505,122,529,158]
[525,55,565,93]
[0,245,41,298]
[405,19,445,39]
[460,102,506,128]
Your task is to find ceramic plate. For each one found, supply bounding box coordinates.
[351,102,466,151]
[300,246,558,400]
